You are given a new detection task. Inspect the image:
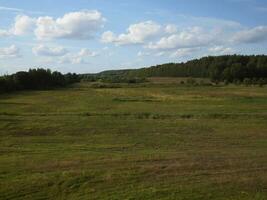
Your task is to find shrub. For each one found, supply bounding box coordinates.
[243,78,251,86]
[186,78,197,86]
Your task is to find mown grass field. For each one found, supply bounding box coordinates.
[0,81,267,200]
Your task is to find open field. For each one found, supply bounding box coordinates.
[147,77,211,84]
[0,81,267,200]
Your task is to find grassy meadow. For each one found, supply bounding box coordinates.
[0,80,267,200]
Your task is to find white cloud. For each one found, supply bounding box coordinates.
[208,46,234,55]
[0,6,43,14]
[12,15,36,36]
[31,44,98,64]
[101,31,116,43]
[189,15,242,29]
[0,45,21,58]
[32,44,68,57]
[138,50,167,57]
[0,10,105,39]
[0,29,11,37]
[101,21,161,45]
[0,6,24,12]
[35,10,105,40]
[146,26,215,50]
[59,48,99,64]
[0,15,35,37]
[165,24,177,34]
[137,51,151,57]
[78,48,98,57]
[60,55,82,64]
[170,48,199,58]
[232,26,267,43]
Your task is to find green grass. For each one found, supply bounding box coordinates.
[0,81,267,200]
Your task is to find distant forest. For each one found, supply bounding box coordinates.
[1,55,267,94]
[91,55,267,84]
[127,55,267,82]
[0,69,80,94]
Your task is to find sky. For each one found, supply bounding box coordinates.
[0,0,267,74]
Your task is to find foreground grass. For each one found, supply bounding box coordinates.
[0,82,267,200]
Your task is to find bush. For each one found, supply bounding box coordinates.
[258,78,266,87]
[223,80,229,85]
[186,78,197,86]
[243,78,251,86]
[101,76,147,84]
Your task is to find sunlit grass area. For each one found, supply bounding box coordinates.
[0,81,267,200]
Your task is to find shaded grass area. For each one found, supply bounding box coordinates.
[0,82,267,199]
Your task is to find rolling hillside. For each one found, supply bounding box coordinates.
[86,55,267,83]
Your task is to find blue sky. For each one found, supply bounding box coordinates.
[0,0,267,74]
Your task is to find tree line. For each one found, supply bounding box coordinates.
[2,55,267,93]
[0,68,80,94]
[125,55,267,84]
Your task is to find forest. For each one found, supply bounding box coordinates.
[124,55,267,83]
[2,55,267,94]
[0,68,80,94]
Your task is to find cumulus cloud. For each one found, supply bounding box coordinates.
[35,10,105,40]
[146,26,215,50]
[165,24,177,34]
[31,44,98,64]
[32,44,68,57]
[12,15,36,35]
[101,31,116,43]
[0,10,105,40]
[78,48,98,57]
[232,26,267,43]
[59,48,99,64]
[0,15,35,37]
[0,45,21,58]
[101,21,161,45]
[0,29,11,37]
